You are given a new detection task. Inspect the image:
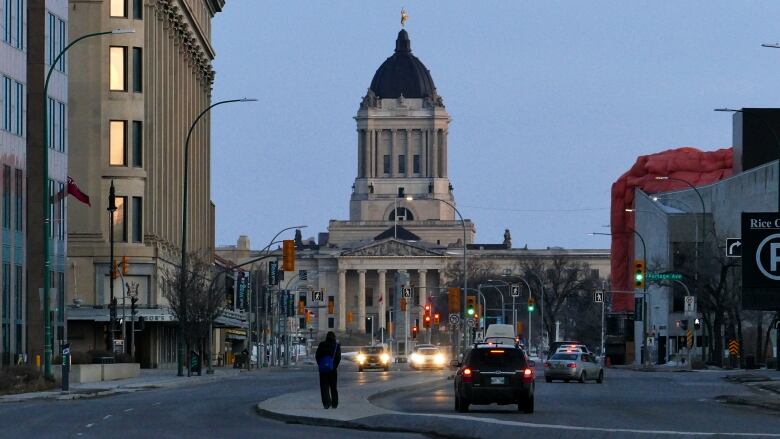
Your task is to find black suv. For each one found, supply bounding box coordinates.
[452,344,535,413]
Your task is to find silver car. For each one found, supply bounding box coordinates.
[544,352,604,383]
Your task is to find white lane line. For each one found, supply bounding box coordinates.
[103,415,112,420]
[152,402,161,406]
[124,408,134,413]
[85,423,95,428]
[404,413,780,437]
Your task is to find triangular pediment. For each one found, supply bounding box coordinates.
[341,238,443,257]
[374,225,421,241]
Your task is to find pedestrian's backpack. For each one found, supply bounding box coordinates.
[318,343,338,372]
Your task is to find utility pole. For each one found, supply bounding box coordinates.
[107,181,117,354]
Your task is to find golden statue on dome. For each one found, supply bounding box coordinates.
[401,8,408,28]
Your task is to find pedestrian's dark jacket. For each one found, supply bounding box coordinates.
[315,339,341,369]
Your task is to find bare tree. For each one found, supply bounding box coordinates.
[162,253,224,376]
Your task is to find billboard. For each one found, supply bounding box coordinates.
[741,212,780,310]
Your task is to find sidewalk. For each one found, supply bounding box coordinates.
[256,373,445,424]
[717,371,780,412]
[0,366,246,403]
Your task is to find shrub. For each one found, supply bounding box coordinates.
[86,349,116,363]
[0,366,56,395]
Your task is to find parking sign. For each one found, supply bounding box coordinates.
[741,212,780,310]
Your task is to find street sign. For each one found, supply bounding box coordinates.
[728,339,739,356]
[402,287,412,299]
[684,296,696,316]
[726,238,742,258]
[686,330,693,349]
[448,313,460,325]
[466,318,476,328]
[268,261,279,285]
[594,291,604,303]
[510,284,520,297]
[312,290,323,302]
[646,337,654,347]
[741,212,780,310]
[647,272,683,281]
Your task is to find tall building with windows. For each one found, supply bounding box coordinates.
[66,0,223,368]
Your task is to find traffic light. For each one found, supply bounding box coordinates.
[434,313,440,325]
[305,310,312,324]
[633,259,646,289]
[111,260,119,279]
[130,295,138,317]
[448,287,461,313]
[423,303,432,328]
[298,299,305,316]
[694,318,701,330]
[412,326,418,339]
[466,296,476,316]
[282,240,295,271]
[121,256,129,275]
[400,297,407,312]
[527,297,535,312]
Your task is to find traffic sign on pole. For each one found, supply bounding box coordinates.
[402,287,412,299]
[684,296,696,316]
[594,291,604,303]
[741,212,780,310]
[510,284,520,297]
[312,290,323,302]
[448,313,460,325]
[726,238,742,258]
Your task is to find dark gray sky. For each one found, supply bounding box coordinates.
[210,1,780,250]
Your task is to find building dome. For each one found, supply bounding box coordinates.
[369,29,436,99]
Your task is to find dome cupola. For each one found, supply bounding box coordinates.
[369,30,436,99]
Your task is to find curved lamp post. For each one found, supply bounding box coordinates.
[41,28,134,379]
[178,98,256,376]
[406,195,468,353]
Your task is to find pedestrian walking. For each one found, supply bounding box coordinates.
[315,331,341,409]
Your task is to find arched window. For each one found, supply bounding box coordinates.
[388,207,414,221]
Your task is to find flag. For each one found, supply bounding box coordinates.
[67,177,91,206]
[379,295,383,305]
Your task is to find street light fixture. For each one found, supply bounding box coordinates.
[40,28,134,379]
[405,195,468,353]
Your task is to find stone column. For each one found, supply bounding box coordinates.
[405,129,413,177]
[441,131,448,177]
[338,269,347,332]
[365,130,373,178]
[377,270,387,329]
[357,270,367,332]
[391,129,398,177]
[431,129,439,178]
[418,269,428,306]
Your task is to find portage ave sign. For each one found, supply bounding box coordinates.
[741,212,780,310]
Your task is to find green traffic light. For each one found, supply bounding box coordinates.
[467,307,475,316]
[528,305,535,312]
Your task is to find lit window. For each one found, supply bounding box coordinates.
[109,46,127,91]
[113,196,127,242]
[110,0,126,18]
[109,120,126,166]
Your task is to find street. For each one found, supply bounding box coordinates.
[0,369,423,439]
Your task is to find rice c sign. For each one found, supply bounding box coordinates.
[742,212,780,310]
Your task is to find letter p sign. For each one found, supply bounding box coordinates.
[756,234,780,281]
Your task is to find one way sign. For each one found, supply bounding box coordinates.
[726,238,742,258]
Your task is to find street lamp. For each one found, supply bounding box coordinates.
[476,283,505,325]
[40,28,134,379]
[405,195,468,353]
[178,97,256,376]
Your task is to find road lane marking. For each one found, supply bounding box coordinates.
[152,402,161,406]
[103,415,112,420]
[404,413,780,437]
[85,424,94,428]
[124,408,134,413]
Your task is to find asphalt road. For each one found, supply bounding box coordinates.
[372,367,780,437]
[0,369,425,439]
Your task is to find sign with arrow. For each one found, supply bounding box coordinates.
[726,238,742,258]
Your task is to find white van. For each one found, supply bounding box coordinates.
[483,323,516,345]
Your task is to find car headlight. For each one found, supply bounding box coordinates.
[434,354,445,365]
[357,354,366,364]
[380,353,390,363]
[410,353,421,364]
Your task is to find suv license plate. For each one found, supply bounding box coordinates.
[490,377,505,385]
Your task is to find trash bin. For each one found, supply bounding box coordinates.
[745,355,755,369]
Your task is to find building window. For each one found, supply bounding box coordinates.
[328,296,334,314]
[388,207,413,221]
[14,265,21,354]
[2,165,9,229]
[3,0,24,50]
[14,169,21,231]
[113,196,127,242]
[57,181,65,240]
[132,121,142,167]
[132,47,142,92]
[398,155,405,174]
[109,120,127,166]
[413,155,420,174]
[328,317,334,329]
[109,46,127,91]
[383,155,391,174]
[46,13,66,71]
[132,0,142,19]
[47,98,66,151]
[132,196,142,242]
[2,77,9,131]
[365,287,373,307]
[110,0,126,18]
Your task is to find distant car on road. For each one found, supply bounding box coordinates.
[544,352,603,383]
[547,340,590,358]
[452,343,535,413]
[356,345,392,372]
[410,346,447,370]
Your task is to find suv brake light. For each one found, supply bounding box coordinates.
[522,368,534,383]
[462,367,473,383]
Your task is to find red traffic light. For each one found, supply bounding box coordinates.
[424,304,431,312]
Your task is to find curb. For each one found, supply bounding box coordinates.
[716,395,780,412]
